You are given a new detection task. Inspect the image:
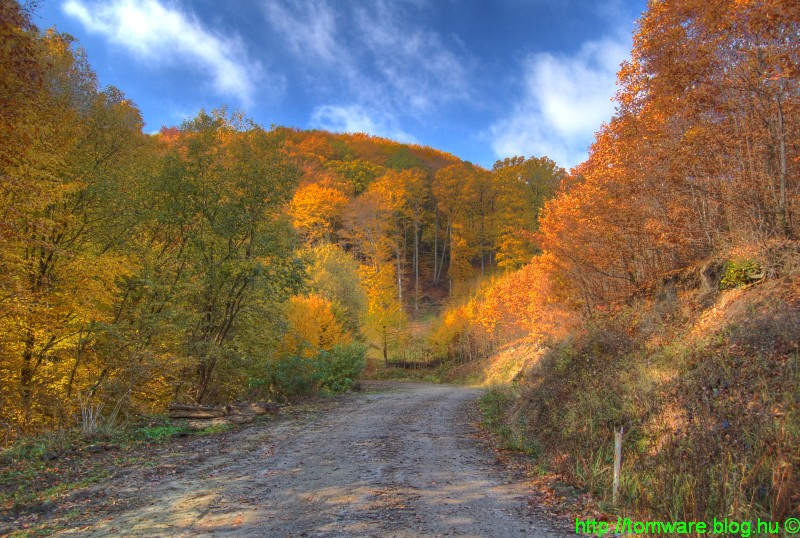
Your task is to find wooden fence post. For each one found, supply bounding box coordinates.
[613,426,623,505]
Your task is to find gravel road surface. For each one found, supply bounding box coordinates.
[60,382,564,537]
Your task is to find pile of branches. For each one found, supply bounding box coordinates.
[168,402,280,431]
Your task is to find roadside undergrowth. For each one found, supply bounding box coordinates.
[0,413,272,535]
[479,270,800,524]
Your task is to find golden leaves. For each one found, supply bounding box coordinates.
[289,182,349,244]
[282,293,352,358]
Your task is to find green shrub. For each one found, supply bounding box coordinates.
[315,343,367,393]
[265,343,367,398]
[720,259,763,289]
[479,387,516,430]
[271,354,317,396]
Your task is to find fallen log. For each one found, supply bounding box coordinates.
[168,401,281,420]
[174,415,256,431]
[226,402,281,416]
[167,404,226,419]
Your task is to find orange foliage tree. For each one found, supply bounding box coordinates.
[538,0,800,311]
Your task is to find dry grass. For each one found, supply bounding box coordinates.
[481,269,800,522]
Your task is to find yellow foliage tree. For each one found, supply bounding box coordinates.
[360,264,408,364]
[289,182,349,244]
[282,294,352,358]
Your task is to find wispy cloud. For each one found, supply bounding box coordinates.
[263,0,345,69]
[309,104,417,143]
[489,35,629,169]
[353,1,469,114]
[263,0,469,141]
[62,0,264,106]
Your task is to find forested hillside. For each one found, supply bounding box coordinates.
[1,0,798,528]
[433,0,800,359]
[0,0,565,439]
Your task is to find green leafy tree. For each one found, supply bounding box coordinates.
[187,112,300,402]
[305,244,367,334]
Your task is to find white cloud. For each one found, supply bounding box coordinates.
[490,36,629,170]
[353,2,469,113]
[263,0,345,69]
[62,0,263,105]
[310,105,417,143]
[263,0,469,141]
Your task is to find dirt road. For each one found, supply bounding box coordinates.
[60,382,564,537]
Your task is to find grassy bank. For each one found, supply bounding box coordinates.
[479,271,800,523]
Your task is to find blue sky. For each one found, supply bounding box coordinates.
[33,0,647,170]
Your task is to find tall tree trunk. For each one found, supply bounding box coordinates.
[65,327,88,398]
[436,221,450,285]
[396,240,403,302]
[480,212,485,276]
[448,224,453,297]
[382,325,388,366]
[20,330,35,422]
[413,220,419,312]
[196,355,215,404]
[433,209,438,284]
[776,96,788,237]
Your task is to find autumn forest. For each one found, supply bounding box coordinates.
[1,0,799,531]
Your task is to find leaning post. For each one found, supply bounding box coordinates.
[613,426,623,506]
